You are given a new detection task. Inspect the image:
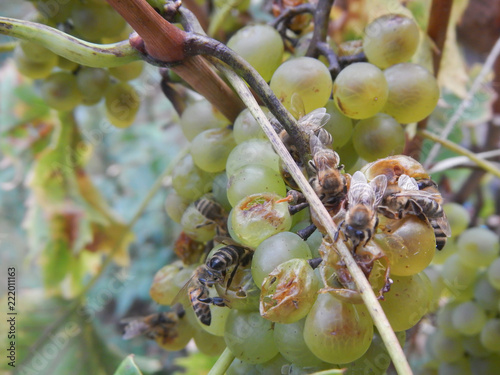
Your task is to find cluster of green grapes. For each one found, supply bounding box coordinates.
[15,0,142,127]
[421,203,500,375]
[147,13,447,374]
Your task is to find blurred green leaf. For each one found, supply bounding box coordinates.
[174,352,219,375]
[113,355,144,375]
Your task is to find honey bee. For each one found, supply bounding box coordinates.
[194,195,228,236]
[379,174,451,250]
[335,171,387,251]
[206,240,254,290]
[122,306,184,344]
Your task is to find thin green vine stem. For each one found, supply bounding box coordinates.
[0,16,139,67]
[212,60,413,375]
[207,347,235,375]
[418,130,500,179]
[207,0,246,37]
[20,146,189,367]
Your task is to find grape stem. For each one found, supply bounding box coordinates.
[207,347,235,375]
[211,59,413,375]
[0,17,139,67]
[418,130,500,179]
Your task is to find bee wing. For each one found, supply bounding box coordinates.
[394,190,441,200]
[371,175,388,206]
[351,171,367,186]
[310,133,324,155]
[122,319,151,340]
[436,211,452,237]
[398,174,419,191]
[172,272,196,309]
[290,93,306,120]
[299,108,330,131]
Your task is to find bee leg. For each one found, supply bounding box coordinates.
[308,257,322,269]
[297,223,317,240]
[195,220,215,229]
[334,221,344,242]
[226,265,239,291]
[289,202,310,215]
[210,296,227,307]
[364,229,372,246]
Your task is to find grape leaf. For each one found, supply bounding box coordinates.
[174,352,219,375]
[113,355,144,375]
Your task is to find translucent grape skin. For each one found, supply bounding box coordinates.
[226,140,280,177]
[233,107,270,144]
[171,154,215,200]
[363,14,420,69]
[274,319,325,367]
[480,319,500,352]
[180,100,229,141]
[352,114,405,162]
[443,202,470,237]
[332,62,388,119]
[104,82,140,128]
[487,258,500,290]
[109,60,144,81]
[456,227,499,268]
[427,330,464,363]
[304,293,374,364]
[441,253,477,298]
[41,72,82,111]
[382,63,440,124]
[227,24,284,82]
[164,191,191,224]
[227,165,287,207]
[270,56,333,114]
[180,204,217,242]
[71,3,126,42]
[14,46,56,79]
[323,99,354,149]
[224,310,279,364]
[231,193,292,248]
[451,301,487,336]
[191,128,236,173]
[76,67,110,106]
[193,328,226,356]
[252,231,312,288]
[473,274,500,312]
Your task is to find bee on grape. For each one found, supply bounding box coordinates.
[122,306,184,344]
[379,174,451,250]
[206,239,254,290]
[175,265,228,326]
[194,195,228,236]
[335,171,387,251]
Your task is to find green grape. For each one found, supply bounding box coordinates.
[274,319,324,367]
[76,67,110,106]
[156,313,195,351]
[260,258,319,323]
[363,14,419,69]
[428,330,464,363]
[227,359,260,375]
[224,310,279,364]
[332,62,388,119]
[252,231,312,288]
[474,274,500,312]
[432,237,458,265]
[345,331,406,375]
[375,215,435,276]
[149,261,193,305]
[441,254,477,298]
[451,301,487,336]
[255,354,290,375]
[227,165,286,207]
[71,3,126,42]
[336,140,359,172]
[286,362,337,375]
[193,328,226,356]
[471,355,500,375]
[323,99,354,149]
[57,56,79,71]
[436,302,461,338]
[424,266,445,312]
[352,114,405,162]
[165,191,191,224]
[382,63,439,124]
[233,107,269,144]
[462,334,492,358]
[104,82,140,128]
[214,267,260,311]
[379,273,432,331]
[109,60,144,81]
[437,358,471,375]
[172,154,215,200]
[270,57,333,114]
[41,72,82,111]
[487,258,500,290]
[35,0,74,23]
[291,221,323,258]
[212,173,232,212]
[226,140,280,177]
[13,46,56,79]
[457,227,499,268]
[19,40,58,64]
[188,289,231,337]
[214,0,251,11]
[181,204,217,242]
[231,193,292,248]
[180,100,229,141]
[480,319,500,352]
[191,128,236,173]
[304,293,373,364]
[227,24,284,82]
[443,203,470,237]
